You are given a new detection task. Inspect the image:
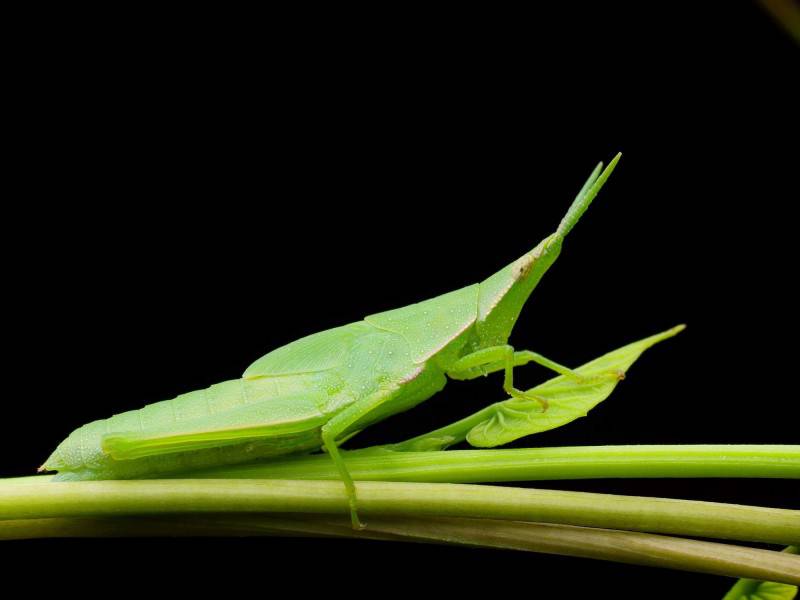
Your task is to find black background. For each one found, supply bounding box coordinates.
[3,4,798,598]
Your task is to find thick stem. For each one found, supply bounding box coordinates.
[170,444,800,482]
[1,515,798,585]
[722,546,799,598]
[3,445,799,485]
[0,479,797,545]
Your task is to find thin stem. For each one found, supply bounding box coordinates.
[1,515,798,585]
[1,479,797,544]
[386,402,497,450]
[171,444,800,482]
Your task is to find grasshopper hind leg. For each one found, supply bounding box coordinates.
[321,428,365,530]
[320,386,405,530]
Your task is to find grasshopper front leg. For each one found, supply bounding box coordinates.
[447,345,623,410]
[447,345,552,410]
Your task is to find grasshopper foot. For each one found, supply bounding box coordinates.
[505,386,549,412]
[350,503,367,530]
[346,490,366,529]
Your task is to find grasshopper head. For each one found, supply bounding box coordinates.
[471,153,621,348]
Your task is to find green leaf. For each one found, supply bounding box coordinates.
[466,325,686,448]
[737,582,797,600]
[722,546,798,600]
[724,579,798,600]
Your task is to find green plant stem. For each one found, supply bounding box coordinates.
[1,515,798,585]
[1,479,797,544]
[2,444,798,486]
[170,444,800,482]
[3,445,796,485]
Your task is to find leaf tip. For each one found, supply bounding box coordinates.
[669,323,687,336]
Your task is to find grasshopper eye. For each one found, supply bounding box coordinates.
[515,255,536,280]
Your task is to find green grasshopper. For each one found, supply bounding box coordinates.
[43,154,623,528]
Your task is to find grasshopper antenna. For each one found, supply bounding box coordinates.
[557,152,622,239]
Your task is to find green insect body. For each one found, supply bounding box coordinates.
[44,154,622,527]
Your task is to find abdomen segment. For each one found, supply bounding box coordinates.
[43,373,334,480]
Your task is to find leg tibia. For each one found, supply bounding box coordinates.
[320,386,403,530]
[321,429,364,529]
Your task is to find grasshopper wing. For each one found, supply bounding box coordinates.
[244,322,373,378]
[102,394,328,460]
[366,284,479,364]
